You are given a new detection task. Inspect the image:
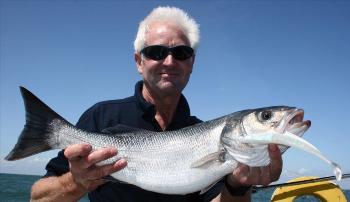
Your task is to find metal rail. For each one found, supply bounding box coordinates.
[253,173,350,191]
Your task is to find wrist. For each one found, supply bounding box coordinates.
[224,175,252,196]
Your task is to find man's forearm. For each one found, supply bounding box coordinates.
[31,172,87,202]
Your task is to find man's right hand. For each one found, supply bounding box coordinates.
[30,144,127,201]
[64,143,127,191]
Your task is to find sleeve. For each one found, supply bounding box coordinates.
[189,116,203,124]
[43,150,69,177]
[200,179,225,202]
[43,105,100,178]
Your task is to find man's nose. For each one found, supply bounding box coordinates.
[163,54,176,66]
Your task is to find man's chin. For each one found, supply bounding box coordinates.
[157,82,184,95]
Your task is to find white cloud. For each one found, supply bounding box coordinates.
[297,168,308,175]
[33,156,50,162]
[0,153,55,176]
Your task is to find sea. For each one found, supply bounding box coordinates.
[0,173,349,202]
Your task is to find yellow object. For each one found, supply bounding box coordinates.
[271,176,347,202]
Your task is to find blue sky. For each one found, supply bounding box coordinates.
[1,0,349,189]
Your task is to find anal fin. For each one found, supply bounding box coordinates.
[200,178,223,194]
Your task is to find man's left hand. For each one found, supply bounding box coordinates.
[226,144,283,187]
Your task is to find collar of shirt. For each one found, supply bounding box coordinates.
[134,81,191,131]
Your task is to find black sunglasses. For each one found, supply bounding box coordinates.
[140,45,194,61]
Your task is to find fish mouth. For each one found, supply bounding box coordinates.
[277,109,311,136]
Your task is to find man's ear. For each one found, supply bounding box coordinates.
[135,52,143,74]
[190,54,196,73]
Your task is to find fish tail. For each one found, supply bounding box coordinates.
[5,87,70,161]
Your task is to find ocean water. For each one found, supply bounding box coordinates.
[0,173,89,202]
[0,173,349,202]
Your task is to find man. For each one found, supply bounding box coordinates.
[31,6,282,202]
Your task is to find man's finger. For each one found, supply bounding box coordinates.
[229,163,250,185]
[88,159,127,179]
[259,166,271,186]
[248,167,262,184]
[83,148,118,169]
[64,144,92,160]
[268,144,282,181]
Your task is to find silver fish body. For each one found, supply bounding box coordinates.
[50,118,235,194]
[5,87,342,194]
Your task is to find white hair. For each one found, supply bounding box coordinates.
[134,6,200,53]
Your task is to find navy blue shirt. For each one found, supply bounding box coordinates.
[44,81,223,202]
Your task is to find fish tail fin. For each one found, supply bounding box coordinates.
[5,87,69,161]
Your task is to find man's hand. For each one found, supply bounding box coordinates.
[212,144,282,201]
[227,144,283,187]
[64,144,127,191]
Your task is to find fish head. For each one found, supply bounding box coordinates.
[221,106,311,167]
[241,106,311,139]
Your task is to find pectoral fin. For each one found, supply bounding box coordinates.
[191,150,226,168]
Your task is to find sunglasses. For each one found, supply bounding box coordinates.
[140,45,194,61]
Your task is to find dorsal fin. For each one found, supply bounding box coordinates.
[102,124,148,134]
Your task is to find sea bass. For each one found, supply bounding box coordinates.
[5,87,342,195]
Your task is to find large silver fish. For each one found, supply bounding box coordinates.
[5,87,342,194]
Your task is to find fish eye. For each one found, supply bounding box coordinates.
[259,111,272,121]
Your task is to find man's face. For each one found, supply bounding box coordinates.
[135,22,195,98]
